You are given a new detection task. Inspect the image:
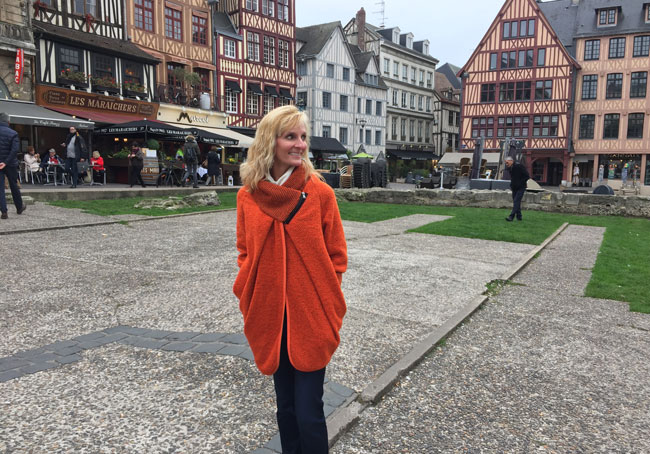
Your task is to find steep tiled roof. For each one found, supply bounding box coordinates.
[296,22,341,58]
[213,12,241,41]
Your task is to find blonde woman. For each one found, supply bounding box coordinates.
[233,105,347,453]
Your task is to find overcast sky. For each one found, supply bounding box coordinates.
[296,0,508,68]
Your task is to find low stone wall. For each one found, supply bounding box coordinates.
[335,188,650,218]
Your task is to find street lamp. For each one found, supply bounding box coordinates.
[357,118,367,148]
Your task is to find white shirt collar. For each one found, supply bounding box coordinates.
[266,166,295,186]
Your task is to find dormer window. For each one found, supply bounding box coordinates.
[646,4,650,23]
[598,8,617,26]
[406,36,413,49]
[392,30,399,43]
[423,42,429,55]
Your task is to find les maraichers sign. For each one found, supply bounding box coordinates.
[40,86,155,117]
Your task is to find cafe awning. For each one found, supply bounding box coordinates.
[1,100,94,129]
[279,88,293,100]
[225,80,242,93]
[387,149,438,161]
[95,119,239,146]
[188,126,238,146]
[310,136,347,153]
[248,83,263,95]
[192,126,253,148]
[264,86,279,97]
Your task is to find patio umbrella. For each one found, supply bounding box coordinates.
[351,151,373,159]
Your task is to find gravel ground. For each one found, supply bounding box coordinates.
[332,225,650,453]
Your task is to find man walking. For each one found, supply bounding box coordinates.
[505,156,529,221]
[0,112,26,219]
[61,126,88,188]
[182,134,200,188]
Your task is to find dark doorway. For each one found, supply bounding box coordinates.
[547,161,563,186]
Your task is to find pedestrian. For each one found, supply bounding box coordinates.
[233,105,348,454]
[572,163,580,186]
[182,134,199,188]
[598,164,604,184]
[61,126,88,188]
[127,143,145,188]
[0,112,26,219]
[206,145,221,186]
[505,156,529,222]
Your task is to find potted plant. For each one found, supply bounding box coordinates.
[123,81,147,98]
[58,68,88,88]
[91,75,120,94]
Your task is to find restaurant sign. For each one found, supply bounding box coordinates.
[14,49,24,85]
[36,85,157,118]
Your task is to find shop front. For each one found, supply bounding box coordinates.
[386,147,438,181]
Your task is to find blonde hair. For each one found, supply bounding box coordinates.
[240,105,321,192]
[92,150,100,159]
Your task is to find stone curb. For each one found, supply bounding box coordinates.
[324,222,570,447]
[0,207,237,236]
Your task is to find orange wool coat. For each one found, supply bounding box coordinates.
[233,166,347,375]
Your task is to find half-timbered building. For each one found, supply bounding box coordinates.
[458,0,579,186]
[215,0,296,130]
[296,21,387,158]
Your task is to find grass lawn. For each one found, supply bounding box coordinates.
[48,192,237,217]
[338,201,650,314]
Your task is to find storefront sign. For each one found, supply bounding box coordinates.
[36,85,158,118]
[177,111,210,124]
[157,104,227,128]
[14,49,24,85]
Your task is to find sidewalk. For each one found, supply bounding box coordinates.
[0,203,535,453]
[332,224,650,453]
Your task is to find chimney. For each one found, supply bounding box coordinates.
[357,8,366,51]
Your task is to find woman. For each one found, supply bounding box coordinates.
[127,143,145,188]
[90,150,105,183]
[233,105,347,454]
[206,145,221,186]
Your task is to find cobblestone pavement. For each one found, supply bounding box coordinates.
[0,202,534,453]
[332,225,650,453]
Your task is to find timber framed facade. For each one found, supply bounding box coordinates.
[215,0,296,129]
[458,0,579,186]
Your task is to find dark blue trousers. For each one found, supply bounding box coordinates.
[510,187,525,219]
[273,323,328,454]
[65,157,78,186]
[0,165,23,214]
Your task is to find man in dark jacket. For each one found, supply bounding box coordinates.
[61,126,88,188]
[505,156,529,221]
[182,134,200,188]
[0,113,25,219]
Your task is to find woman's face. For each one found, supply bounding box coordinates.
[272,123,307,175]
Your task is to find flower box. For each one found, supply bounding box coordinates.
[94,84,120,94]
[59,77,88,89]
[124,88,147,98]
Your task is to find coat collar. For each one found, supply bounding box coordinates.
[251,164,308,223]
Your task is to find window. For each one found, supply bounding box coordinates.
[517,49,534,67]
[322,92,331,109]
[515,81,531,101]
[262,0,274,16]
[501,51,517,69]
[503,19,534,39]
[503,22,510,39]
[402,64,407,81]
[584,39,600,60]
[225,89,238,113]
[92,54,114,80]
[401,92,407,108]
[164,7,182,41]
[192,14,207,45]
[123,60,143,85]
[426,97,431,112]
[263,93,274,115]
[342,67,350,81]
[166,63,183,87]
[73,0,96,15]
[400,119,406,140]
[376,101,382,116]
[448,110,454,125]
[194,69,209,92]
[578,115,595,139]
[296,91,307,108]
[409,120,415,141]
[426,72,433,88]
[246,0,258,12]
[490,53,498,70]
[358,97,362,112]
[424,121,431,143]
[339,127,348,145]
[599,8,616,25]
[383,58,390,75]
[409,94,415,109]
[278,40,289,68]
[59,46,83,74]
[340,95,348,112]
[410,67,416,84]
[418,95,423,111]
[603,114,620,139]
[631,72,647,98]
[582,75,598,100]
[497,116,529,138]
[609,37,625,59]
[247,90,259,115]
[277,0,288,21]
[393,62,399,77]
[392,89,398,106]
[537,48,546,66]
[627,113,645,139]
[499,82,515,102]
[520,20,527,37]
[263,36,275,65]
[134,0,154,32]
[471,117,494,138]
[511,21,518,38]
[247,32,260,61]
[532,115,558,137]
[535,80,552,100]
[606,73,623,99]
[528,19,535,36]
[366,99,372,114]
[391,117,397,140]
[365,129,372,145]
[224,39,236,58]
[364,74,378,86]
[322,125,331,138]
[326,63,334,78]
[375,130,382,145]
[419,70,425,86]
[416,121,423,142]
[481,83,495,103]
[633,36,650,57]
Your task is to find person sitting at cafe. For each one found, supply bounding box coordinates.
[91,150,105,183]
[41,148,64,183]
[23,146,43,182]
